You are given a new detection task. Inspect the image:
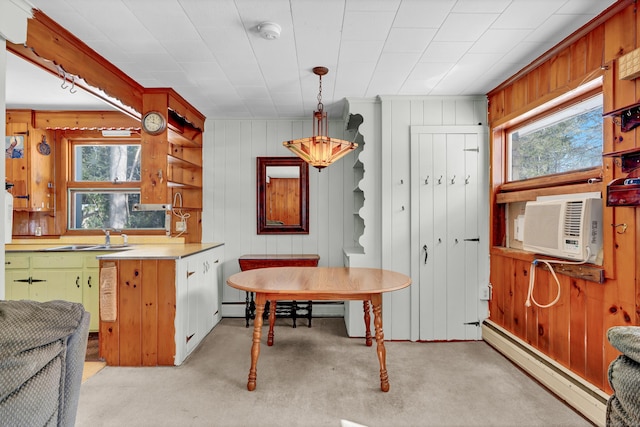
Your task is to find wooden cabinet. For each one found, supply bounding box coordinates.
[82,254,101,331]
[175,247,222,361]
[6,253,83,303]
[99,244,224,366]
[5,117,54,212]
[5,254,30,300]
[5,251,106,331]
[140,91,205,242]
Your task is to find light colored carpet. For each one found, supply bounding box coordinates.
[76,318,591,427]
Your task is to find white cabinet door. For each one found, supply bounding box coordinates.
[185,256,201,354]
[174,245,224,365]
[174,258,191,364]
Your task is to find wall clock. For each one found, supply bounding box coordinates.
[142,111,167,135]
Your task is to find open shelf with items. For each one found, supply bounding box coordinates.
[603,148,640,206]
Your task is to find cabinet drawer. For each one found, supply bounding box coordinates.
[83,254,101,268]
[5,255,30,269]
[31,255,84,269]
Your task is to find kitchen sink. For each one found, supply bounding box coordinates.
[44,244,134,251]
[85,244,133,251]
[44,245,99,251]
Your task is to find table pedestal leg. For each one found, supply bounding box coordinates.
[371,294,389,392]
[248,294,265,391]
[363,300,372,346]
[267,300,276,346]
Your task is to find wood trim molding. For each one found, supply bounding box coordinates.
[499,167,603,193]
[487,0,633,96]
[7,9,206,130]
[8,9,144,115]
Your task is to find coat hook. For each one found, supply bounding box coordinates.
[400,179,403,184]
[438,175,443,184]
[57,65,68,89]
[465,175,470,184]
[69,75,77,94]
[612,223,627,234]
[424,176,429,185]
[401,205,405,211]
[450,175,456,184]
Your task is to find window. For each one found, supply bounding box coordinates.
[508,93,603,181]
[67,142,166,230]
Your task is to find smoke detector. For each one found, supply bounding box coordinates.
[257,22,281,40]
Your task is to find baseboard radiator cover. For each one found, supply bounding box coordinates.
[482,320,609,427]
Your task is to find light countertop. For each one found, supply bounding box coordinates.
[6,242,224,260]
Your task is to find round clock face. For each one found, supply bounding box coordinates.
[142,111,166,135]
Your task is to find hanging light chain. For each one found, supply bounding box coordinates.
[317,74,324,112]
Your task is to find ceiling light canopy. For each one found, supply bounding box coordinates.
[283,67,357,171]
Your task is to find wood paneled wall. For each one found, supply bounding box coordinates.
[487,0,638,393]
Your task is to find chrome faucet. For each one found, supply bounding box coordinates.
[103,229,111,247]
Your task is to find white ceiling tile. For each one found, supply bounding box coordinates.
[556,0,617,14]
[402,62,455,93]
[492,1,563,30]
[383,29,437,53]
[347,0,401,12]
[366,71,404,97]
[181,0,240,28]
[179,62,227,81]
[451,0,511,14]
[434,13,498,42]
[342,11,396,41]
[11,0,616,118]
[375,52,422,74]
[420,41,473,63]
[339,41,385,63]
[393,0,455,28]
[525,14,590,43]
[470,29,531,54]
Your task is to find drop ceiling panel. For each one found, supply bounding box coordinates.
[9,0,617,119]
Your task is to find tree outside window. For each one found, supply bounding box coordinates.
[509,94,603,181]
[68,143,165,230]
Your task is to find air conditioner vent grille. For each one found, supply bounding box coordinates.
[564,201,584,237]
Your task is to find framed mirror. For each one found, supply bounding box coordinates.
[257,157,309,234]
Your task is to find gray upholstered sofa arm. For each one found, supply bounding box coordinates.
[0,300,90,426]
[607,326,640,427]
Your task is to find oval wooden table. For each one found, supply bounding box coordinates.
[227,266,411,392]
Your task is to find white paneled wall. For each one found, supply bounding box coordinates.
[379,96,488,340]
[202,118,354,317]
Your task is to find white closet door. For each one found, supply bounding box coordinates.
[411,126,488,341]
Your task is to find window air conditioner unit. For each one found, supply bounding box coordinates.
[522,197,602,263]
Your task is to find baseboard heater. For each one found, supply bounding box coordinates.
[482,320,609,427]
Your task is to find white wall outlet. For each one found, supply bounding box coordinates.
[479,285,492,301]
[176,220,186,232]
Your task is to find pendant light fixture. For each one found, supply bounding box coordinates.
[283,67,357,170]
